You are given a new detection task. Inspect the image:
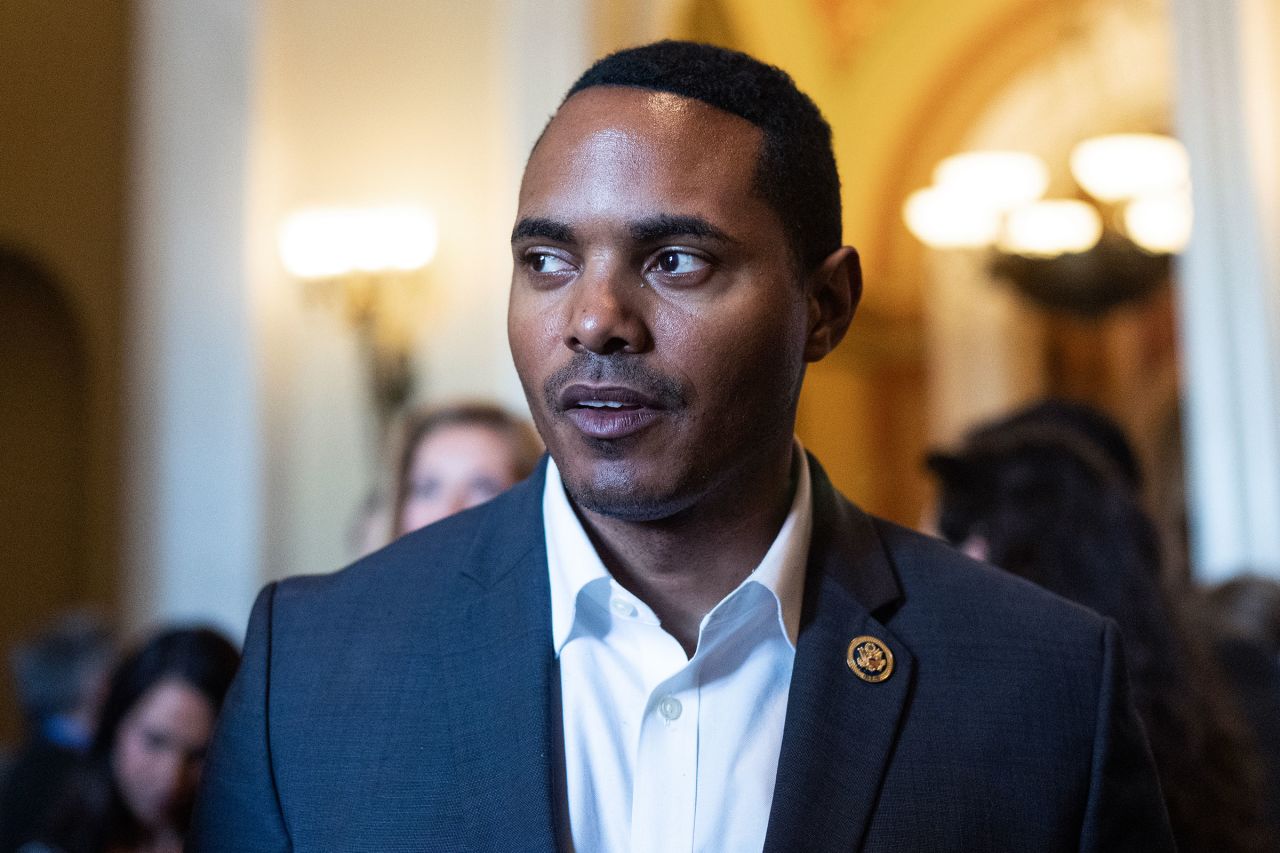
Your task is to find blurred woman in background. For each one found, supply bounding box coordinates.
[1195,575,1280,833]
[21,628,240,853]
[927,399,1273,853]
[391,401,542,538]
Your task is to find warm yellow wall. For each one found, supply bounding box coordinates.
[710,0,1056,310]
[0,3,126,609]
[0,0,129,738]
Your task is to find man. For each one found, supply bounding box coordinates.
[192,41,1174,852]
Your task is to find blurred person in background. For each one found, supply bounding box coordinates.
[927,399,1274,853]
[0,614,114,853]
[346,490,393,560]
[1195,575,1280,834]
[390,401,542,538]
[19,628,239,853]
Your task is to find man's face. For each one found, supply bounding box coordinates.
[508,87,814,521]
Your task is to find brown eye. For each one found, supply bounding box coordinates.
[529,252,572,274]
[650,250,707,277]
[412,479,440,500]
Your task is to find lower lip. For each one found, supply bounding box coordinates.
[564,406,662,440]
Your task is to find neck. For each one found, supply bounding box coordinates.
[574,440,798,657]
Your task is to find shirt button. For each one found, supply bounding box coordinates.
[658,696,683,721]
[610,597,637,618]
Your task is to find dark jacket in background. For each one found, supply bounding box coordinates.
[0,734,82,852]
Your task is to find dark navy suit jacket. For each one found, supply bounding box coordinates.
[191,458,1175,852]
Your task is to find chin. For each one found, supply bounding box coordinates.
[559,461,699,522]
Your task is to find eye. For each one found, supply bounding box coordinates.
[143,730,171,752]
[527,252,575,274]
[468,477,505,502]
[411,479,440,500]
[643,249,713,286]
[653,250,706,275]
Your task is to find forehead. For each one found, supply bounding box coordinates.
[416,422,508,456]
[127,680,210,731]
[519,87,767,222]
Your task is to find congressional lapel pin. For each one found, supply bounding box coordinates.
[847,635,894,683]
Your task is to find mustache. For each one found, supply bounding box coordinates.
[543,353,687,410]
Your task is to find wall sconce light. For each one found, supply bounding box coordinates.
[278,204,437,441]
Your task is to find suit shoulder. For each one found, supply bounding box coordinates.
[276,509,471,597]
[271,484,539,620]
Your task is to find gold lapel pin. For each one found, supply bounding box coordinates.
[847,635,894,683]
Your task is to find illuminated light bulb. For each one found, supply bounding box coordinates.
[279,205,438,279]
[347,206,438,273]
[903,186,1002,249]
[1123,190,1193,254]
[933,151,1050,212]
[1070,134,1190,202]
[279,209,353,279]
[998,199,1103,259]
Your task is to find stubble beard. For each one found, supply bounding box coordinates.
[524,350,804,525]
[547,389,801,526]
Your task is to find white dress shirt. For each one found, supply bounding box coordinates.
[544,445,813,853]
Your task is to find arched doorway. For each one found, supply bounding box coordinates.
[0,247,93,746]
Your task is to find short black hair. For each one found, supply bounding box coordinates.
[564,40,842,271]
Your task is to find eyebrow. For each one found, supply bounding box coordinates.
[629,214,733,245]
[511,214,735,247]
[511,217,576,244]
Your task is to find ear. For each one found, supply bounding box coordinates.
[803,246,861,362]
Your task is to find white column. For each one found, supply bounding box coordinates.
[125,0,263,636]
[1169,0,1280,580]
[503,0,592,175]
[496,0,593,406]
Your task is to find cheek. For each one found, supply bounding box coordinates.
[508,294,554,364]
[401,495,446,530]
[509,290,576,384]
[114,728,148,779]
[657,294,805,399]
[113,730,159,808]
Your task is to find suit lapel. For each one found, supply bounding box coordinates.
[437,463,564,852]
[764,459,916,853]
[431,457,911,852]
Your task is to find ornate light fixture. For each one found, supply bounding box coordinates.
[904,134,1192,316]
[1069,133,1189,203]
[278,205,437,439]
[999,199,1103,258]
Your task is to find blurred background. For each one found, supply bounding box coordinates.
[2,0,1278,754]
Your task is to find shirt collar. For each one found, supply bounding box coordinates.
[545,441,813,654]
[545,459,612,655]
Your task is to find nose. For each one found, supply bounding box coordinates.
[445,491,471,518]
[564,263,650,355]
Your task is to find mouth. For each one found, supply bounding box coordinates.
[558,384,665,440]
